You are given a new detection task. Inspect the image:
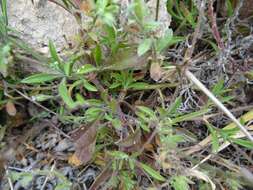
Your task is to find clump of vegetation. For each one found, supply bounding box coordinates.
[1,0,253,189]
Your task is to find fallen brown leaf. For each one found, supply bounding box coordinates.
[103,48,150,71]
[6,101,17,116]
[70,123,97,166]
[150,62,163,82]
[116,128,142,148]
[89,161,113,190]
[80,0,93,14]
[68,154,82,167]
[6,111,27,128]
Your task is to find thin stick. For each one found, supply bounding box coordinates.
[155,0,160,21]
[5,166,14,190]
[185,69,253,142]
[183,1,205,63]
[46,120,71,139]
[139,128,158,154]
[208,0,224,49]
[13,89,57,116]
[41,162,56,190]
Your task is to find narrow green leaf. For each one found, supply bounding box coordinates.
[111,118,122,129]
[63,54,82,76]
[161,135,185,147]
[32,94,54,102]
[83,80,98,92]
[226,0,233,17]
[133,0,147,23]
[143,21,160,32]
[19,174,33,187]
[137,112,151,123]
[0,44,11,77]
[10,171,22,181]
[61,0,70,9]
[75,93,86,104]
[180,2,196,28]
[21,73,61,84]
[137,106,155,118]
[104,25,116,43]
[202,39,219,52]
[140,163,166,181]
[206,123,219,153]
[1,0,8,25]
[109,151,129,159]
[170,175,190,190]
[49,40,61,64]
[92,45,102,65]
[85,107,103,122]
[77,64,97,74]
[139,122,150,132]
[55,183,71,190]
[109,82,121,89]
[137,38,152,56]
[128,82,149,90]
[245,71,253,80]
[96,0,108,10]
[171,109,209,124]
[156,29,173,53]
[232,139,253,149]
[211,131,219,153]
[212,80,225,96]
[58,78,75,109]
[168,96,182,115]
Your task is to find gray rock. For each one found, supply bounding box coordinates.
[54,138,73,152]
[7,0,79,50]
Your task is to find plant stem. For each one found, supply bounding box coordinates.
[155,0,160,21]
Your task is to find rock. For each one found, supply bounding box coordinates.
[54,139,73,152]
[147,0,171,37]
[7,0,79,50]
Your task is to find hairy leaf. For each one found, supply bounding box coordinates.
[58,78,76,109]
[21,73,61,84]
[49,40,61,64]
[140,163,166,181]
[138,38,152,56]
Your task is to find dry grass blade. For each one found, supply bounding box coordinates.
[187,168,216,190]
[191,125,253,170]
[5,166,14,190]
[185,69,253,142]
[184,110,253,155]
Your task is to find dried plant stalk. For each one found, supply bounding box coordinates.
[185,69,253,142]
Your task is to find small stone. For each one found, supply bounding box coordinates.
[54,139,73,152]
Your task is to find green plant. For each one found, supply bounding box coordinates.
[1,0,253,189]
[167,0,198,29]
[9,169,72,190]
[0,0,8,39]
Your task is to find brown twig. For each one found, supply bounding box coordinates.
[183,1,206,65]
[208,0,225,50]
